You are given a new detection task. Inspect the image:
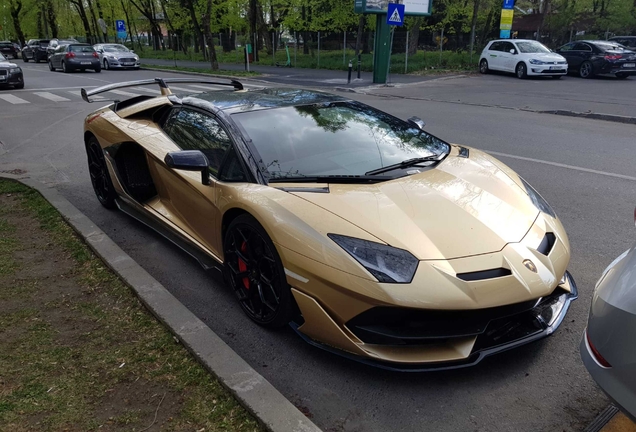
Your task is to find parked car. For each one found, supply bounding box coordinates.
[0,53,24,89]
[556,40,636,79]
[79,78,578,370]
[22,39,50,62]
[581,211,636,421]
[609,36,636,49]
[0,41,19,59]
[479,39,568,79]
[47,38,79,59]
[48,44,100,73]
[93,43,140,69]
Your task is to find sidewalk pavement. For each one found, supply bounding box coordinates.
[139,57,441,88]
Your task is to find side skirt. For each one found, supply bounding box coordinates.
[115,197,224,273]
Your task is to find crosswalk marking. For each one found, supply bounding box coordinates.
[109,89,141,97]
[34,91,71,102]
[167,85,202,93]
[0,94,29,104]
[67,90,105,100]
[133,87,161,94]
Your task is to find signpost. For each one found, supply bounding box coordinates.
[355,0,432,84]
[116,20,127,42]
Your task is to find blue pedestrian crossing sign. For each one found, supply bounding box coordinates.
[387,3,405,26]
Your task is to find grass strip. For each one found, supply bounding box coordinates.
[142,64,261,77]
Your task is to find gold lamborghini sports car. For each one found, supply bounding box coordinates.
[81,78,577,370]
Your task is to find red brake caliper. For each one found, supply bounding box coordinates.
[238,241,249,289]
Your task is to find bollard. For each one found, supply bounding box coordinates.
[348,60,353,84]
[357,54,361,79]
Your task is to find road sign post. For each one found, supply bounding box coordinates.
[356,1,430,84]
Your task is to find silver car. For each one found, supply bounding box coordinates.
[93,44,140,70]
[581,218,636,422]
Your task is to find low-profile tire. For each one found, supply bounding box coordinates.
[579,61,594,78]
[224,214,294,328]
[14,83,24,89]
[22,55,28,63]
[615,72,629,79]
[94,66,101,73]
[516,62,527,79]
[86,137,117,209]
[48,60,55,71]
[479,59,489,74]
[62,61,70,73]
[103,59,109,70]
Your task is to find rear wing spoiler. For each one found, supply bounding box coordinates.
[80,77,244,103]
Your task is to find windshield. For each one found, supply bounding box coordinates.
[0,53,6,61]
[0,43,12,48]
[232,102,450,180]
[103,45,129,52]
[515,41,551,53]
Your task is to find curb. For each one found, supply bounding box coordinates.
[0,172,322,432]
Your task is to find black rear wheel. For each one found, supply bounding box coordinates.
[86,137,117,209]
[479,59,488,74]
[579,61,594,78]
[224,214,294,328]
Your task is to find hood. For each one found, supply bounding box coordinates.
[0,61,18,68]
[293,149,539,260]
[527,52,566,62]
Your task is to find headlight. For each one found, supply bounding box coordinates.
[9,67,21,74]
[328,234,418,283]
[519,177,556,218]
[529,59,546,65]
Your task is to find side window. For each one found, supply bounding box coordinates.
[502,42,515,53]
[165,108,232,177]
[489,42,502,51]
[219,148,247,182]
[559,43,574,51]
[573,43,592,52]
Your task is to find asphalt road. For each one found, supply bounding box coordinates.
[2,63,636,432]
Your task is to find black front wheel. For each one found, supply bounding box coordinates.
[516,62,527,79]
[86,137,117,209]
[224,214,294,328]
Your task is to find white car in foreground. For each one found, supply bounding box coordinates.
[479,39,568,79]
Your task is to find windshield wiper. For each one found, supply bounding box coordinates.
[268,175,386,184]
[364,154,446,176]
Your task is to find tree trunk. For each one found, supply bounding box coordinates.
[536,0,549,40]
[408,17,424,55]
[202,0,218,70]
[71,0,94,44]
[46,0,58,38]
[221,29,234,52]
[9,0,26,46]
[86,0,102,43]
[37,7,44,38]
[355,14,365,56]
[249,0,259,60]
[480,5,496,44]
[183,0,205,54]
[469,0,480,55]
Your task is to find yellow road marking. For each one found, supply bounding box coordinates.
[601,412,636,432]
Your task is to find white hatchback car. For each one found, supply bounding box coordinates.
[479,39,568,79]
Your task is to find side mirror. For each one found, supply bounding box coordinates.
[509,49,516,54]
[130,50,135,53]
[407,116,426,130]
[164,150,211,185]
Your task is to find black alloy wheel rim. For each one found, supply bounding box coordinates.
[580,62,592,77]
[225,225,282,323]
[87,143,110,204]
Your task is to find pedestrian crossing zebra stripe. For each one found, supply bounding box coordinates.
[0,94,29,104]
[33,92,71,102]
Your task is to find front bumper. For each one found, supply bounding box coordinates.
[528,64,568,75]
[0,71,24,87]
[292,272,577,371]
[104,57,140,68]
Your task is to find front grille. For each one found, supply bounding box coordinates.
[118,58,136,63]
[346,288,569,346]
[456,268,512,281]
[540,69,566,74]
[0,70,7,76]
